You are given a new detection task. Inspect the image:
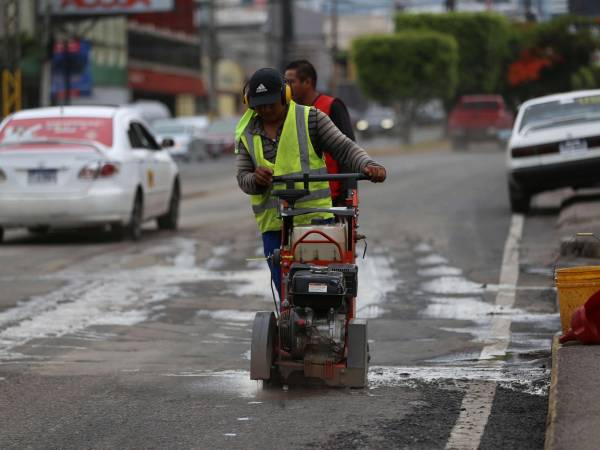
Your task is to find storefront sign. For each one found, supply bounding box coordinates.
[43,0,174,16]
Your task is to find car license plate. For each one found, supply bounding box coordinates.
[28,169,57,184]
[559,138,587,154]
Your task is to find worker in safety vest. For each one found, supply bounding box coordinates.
[284,59,355,205]
[235,67,386,296]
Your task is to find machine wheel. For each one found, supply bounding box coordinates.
[157,180,180,231]
[250,311,276,381]
[508,182,530,214]
[0,227,4,243]
[114,191,143,241]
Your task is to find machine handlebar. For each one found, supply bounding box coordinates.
[272,173,370,183]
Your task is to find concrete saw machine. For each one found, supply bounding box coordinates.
[250,173,370,387]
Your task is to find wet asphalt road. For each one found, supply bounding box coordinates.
[0,145,560,449]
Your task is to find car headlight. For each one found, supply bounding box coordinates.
[356,120,369,131]
[381,118,394,130]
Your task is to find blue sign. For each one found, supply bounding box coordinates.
[51,39,93,100]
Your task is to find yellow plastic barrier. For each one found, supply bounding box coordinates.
[556,266,600,333]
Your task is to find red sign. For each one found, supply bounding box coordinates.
[48,0,174,15]
[0,117,113,147]
[128,68,205,96]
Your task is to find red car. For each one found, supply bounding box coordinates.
[448,95,514,150]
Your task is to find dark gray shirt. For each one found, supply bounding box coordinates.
[236,106,379,195]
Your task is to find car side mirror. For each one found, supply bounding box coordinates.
[161,137,175,148]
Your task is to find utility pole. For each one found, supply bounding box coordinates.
[280,0,294,71]
[39,0,52,107]
[330,0,339,95]
[198,0,219,118]
[1,0,21,118]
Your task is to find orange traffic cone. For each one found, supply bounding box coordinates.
[560,290,600,344]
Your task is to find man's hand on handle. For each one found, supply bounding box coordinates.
[363,164,386,183]
[254,166,274,187]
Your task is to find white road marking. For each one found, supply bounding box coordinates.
[445,214,524,450]
[356,253,402,319]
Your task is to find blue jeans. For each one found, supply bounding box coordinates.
[262,231,282,298]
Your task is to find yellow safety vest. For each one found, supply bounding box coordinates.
[235,101,333,233]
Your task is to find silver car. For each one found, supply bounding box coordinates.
[153,116,209,162]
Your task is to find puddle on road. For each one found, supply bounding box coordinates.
[197,310,256,322]
[412,241,557,396]
[0,238,401,360]
[423,296,495,321]
[418,266,463,277]
[421,276,484,295]
[158,365,548,399]
[368,365,549,396]
[417,254,448,266]
[355,252,401,319]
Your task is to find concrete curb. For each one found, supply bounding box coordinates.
[545,333,560,450]
[557,191,600,258]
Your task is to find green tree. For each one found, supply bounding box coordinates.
[352,31,458,144]
[395,13,514,101]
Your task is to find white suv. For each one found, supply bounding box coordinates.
[507,89,600,212]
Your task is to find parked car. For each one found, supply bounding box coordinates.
[0,105,180,242]
[153,116,209,162]
[448,95,514,150]
[354,105,396,138]
[506,89,600,213]
[201,116,240,158]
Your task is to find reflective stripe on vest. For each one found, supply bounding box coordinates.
[237,101,333,233]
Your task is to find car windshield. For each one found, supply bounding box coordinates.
[519,95,600,132]
[0,116,113,146]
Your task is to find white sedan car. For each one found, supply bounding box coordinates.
[507,89,600,213]
[0,105,180,242]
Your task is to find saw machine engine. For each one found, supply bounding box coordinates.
[279,263,358,363]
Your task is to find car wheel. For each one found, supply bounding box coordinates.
[114,192,143,241]
[508,182,530,213]
[157,181,180,231]
[0,227,4,243]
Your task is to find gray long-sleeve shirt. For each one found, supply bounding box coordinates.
[236,106,380,195]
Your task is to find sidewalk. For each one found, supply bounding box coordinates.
[545,192,600,450]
